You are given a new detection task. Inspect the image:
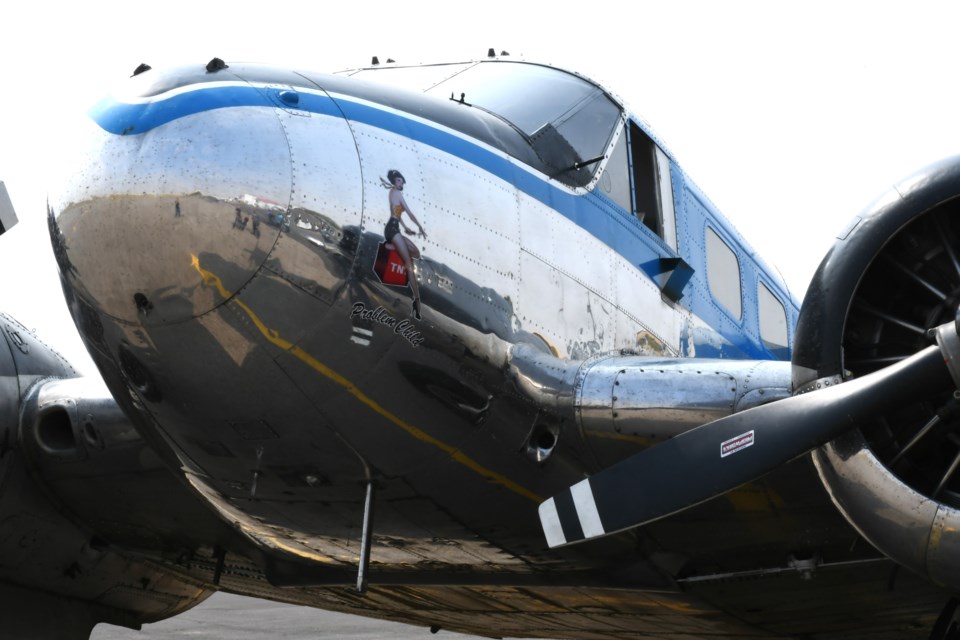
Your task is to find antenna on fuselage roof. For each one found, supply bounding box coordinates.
[0,182,18,237]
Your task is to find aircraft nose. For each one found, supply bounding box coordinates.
[49,78,364,327]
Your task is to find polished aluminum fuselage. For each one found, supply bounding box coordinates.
[47,61,943,638]
[51,63,709,569]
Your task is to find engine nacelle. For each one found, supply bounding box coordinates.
[0,313,217,637]
[793,155,960,590]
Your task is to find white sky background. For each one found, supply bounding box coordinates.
[0,0,958,374]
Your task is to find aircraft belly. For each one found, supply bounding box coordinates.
[199,554,945,640]
[296,585,769,639]
[683,559,946,639]
[62,252,539,571]
[255,287,580,566]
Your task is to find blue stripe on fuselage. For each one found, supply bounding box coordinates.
[90,86,591,227]
[89,84,768,359]
[89,86,343,136]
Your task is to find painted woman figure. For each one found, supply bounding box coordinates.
[383,169,427,319]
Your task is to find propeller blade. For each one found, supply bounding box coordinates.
[540,343,952,548]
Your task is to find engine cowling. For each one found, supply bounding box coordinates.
[794,155,960,590]
[0,313,219,637]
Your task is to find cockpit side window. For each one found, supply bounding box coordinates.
[600,131,633,213]
[629,122,662,237]
[548,91,622,169]
[599,122,677,252]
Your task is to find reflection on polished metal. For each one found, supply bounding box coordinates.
[783,189,960,595]
[48,59,796,587]
[509,343,791,446]
[45,57,960,639]
[50,60,721,579]
[24,377,137,462]
[813,430,960,591]
[808,318,960,592]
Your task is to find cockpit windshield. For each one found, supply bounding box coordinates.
[347,61,623,186]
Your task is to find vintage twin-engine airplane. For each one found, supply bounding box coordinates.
[2,54,960,639]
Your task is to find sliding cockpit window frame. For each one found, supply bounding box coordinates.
[656,147,677,252]
[599,125,633,213]
[600,120,678,253]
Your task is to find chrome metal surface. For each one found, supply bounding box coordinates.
[796,176,960,593]
[51,64,693,544]
[937,321,960,390]
[42,59,952,639]
[576,356,790,443]
[509,344,790,451]
[0,329,220,634]
[813,429,960,591]
[23,377,135,463]
[793,374,844,395]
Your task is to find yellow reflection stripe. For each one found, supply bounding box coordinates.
[192,256,541,502]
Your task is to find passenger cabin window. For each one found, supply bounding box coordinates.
[706,228,742,319]
[600,121,678,252]
[758,283,789,355]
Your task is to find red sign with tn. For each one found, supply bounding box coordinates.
[373,242,409,286]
